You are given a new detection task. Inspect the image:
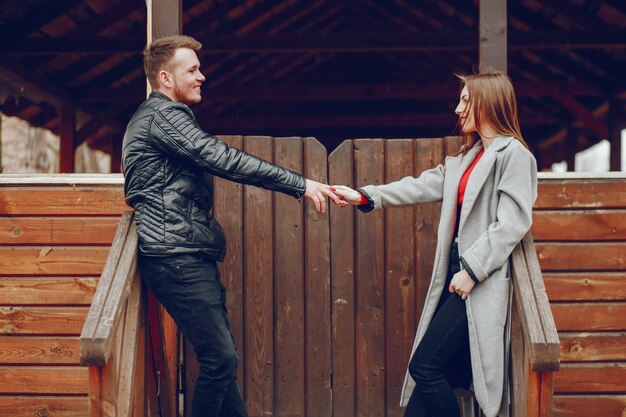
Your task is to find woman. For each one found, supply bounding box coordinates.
[333,72,537,417]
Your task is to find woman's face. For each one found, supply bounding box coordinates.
[455,86,476,133]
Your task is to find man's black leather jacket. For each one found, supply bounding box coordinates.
[122,92,306,261]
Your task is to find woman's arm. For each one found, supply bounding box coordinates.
[333,164,446,212]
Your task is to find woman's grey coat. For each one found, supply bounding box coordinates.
[360,136,537,417]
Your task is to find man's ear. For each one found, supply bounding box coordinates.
[158,70,172,89]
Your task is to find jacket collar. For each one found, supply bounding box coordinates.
[149,91,172,101]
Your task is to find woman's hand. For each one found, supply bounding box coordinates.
[304,179,342,213]
[449,270,476,300]
[331,185,362,205]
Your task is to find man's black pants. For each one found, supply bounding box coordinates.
[138,252,247,417]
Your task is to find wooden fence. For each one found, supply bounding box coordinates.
[531,173,626,417]
[1,137,623,417]
[0,175,127,416]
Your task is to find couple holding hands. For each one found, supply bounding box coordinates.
[123,35,536,417]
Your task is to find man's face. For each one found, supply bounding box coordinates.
[167,48,205,104]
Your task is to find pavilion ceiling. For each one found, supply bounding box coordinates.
[1,0,625,170]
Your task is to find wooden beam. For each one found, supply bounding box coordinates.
[0,0,85,39]
[0,57,122,136]
[480,0,507,73]
[3,31,626,54]
[555,93,609,139]
[80,80,608,104]
[59,105,75,173]
[191,112,560,132]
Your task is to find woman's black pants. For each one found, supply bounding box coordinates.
[404,242,473,417]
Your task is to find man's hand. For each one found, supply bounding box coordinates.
[449,270,476,300]
[304,179,342,213]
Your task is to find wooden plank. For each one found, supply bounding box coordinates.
[0,277,97,305]
[553,395,626,417]
[114,275,143,417]
[243,136,274,415]
[214,135,245,391]
[159,305,178,417]
[0,247,109,276]
[415,139,444,326]
[0,336,80,364]
[273,137,305,417]
[532,210,626,241]
[131,299,146,417]
[304,138,332,417]
[0,187,127,215]
[0,396,89,417]
[536,242,626,271]
[88,366,101,417]
[544,272,626,301]
[539,372,554,417]
[554,363,626,393]
[0,307,88,334]
[0,217,119,245]
[384,139,416,417]
[354,139,385,417]
[510,298,529,417]
[559,332,626,362]
[0,366,89,394]
[146,289,175,417]
[535,180,626,209]
[511,239,550,370]
[328,140,356,417]
[80,212,137,364]
[551,303,626,331]
[522,235,560,371]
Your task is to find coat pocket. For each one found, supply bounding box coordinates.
[488,278,511,327]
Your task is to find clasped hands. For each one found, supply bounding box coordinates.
[304,182,361,212]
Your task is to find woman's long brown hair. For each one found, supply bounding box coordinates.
[455,72,529,154]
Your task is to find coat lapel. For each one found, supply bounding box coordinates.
[458,136,514,231]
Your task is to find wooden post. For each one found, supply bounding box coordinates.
[109,133,122,173]
[147,0,182,43]
[565,130,577,172]
[609,94,622,171]
[479,0,507,74]
[145,3,182,415]
[59,104,75,173]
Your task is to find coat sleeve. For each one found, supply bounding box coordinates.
[358,163,446,211]
[460,146,538,282]
[150,102,306,198]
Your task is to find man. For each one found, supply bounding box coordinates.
[122,35,339,417]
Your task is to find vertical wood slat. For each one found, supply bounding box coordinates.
[244,136,275,415]
[304,138,332,417]
[146,289,174,417]
[215,135,246,391]
[384,139,416,417]
[354,139,386,417]
[328,140,356,417]
[273,137,305,417]
[414,139,445,325]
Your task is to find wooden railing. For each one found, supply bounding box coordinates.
[80,211,145,416]
[510,233,561,417]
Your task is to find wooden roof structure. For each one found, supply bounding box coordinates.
[1,0,625,172]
